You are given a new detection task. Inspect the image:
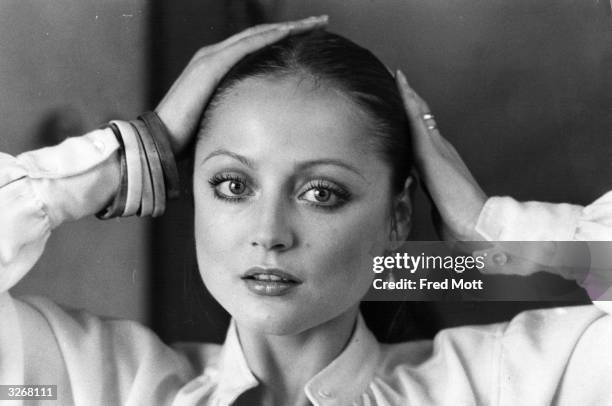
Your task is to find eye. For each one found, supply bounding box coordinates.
[299,180,351,209]
[208,173,253,201]
[221,180,247,196]
[312,188,331,202]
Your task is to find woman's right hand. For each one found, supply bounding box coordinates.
[156,15,329,155]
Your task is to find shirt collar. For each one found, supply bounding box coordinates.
[213,321,258,405]
[304,313,381,405]
[212,314,380,406]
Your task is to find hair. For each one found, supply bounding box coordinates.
[197,29,413,195]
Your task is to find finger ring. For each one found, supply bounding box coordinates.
[421,113,437,131]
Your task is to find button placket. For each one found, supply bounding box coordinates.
[92,139,106,153]
[318,388,333,398]
[492,252,508,266]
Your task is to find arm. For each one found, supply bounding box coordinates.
[395,70,612,309]
[0,129,120,293]
[0,16,329,293]
[1,16,330,395]
[474,193,612,312]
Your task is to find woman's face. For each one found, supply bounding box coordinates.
[193,75,397,335]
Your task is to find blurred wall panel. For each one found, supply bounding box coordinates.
[2,0,150,323]
[148,0,248,344]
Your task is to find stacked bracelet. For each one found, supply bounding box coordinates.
[133,121,155,217]
[96,123,128,219]
[111,120,143,217]
[131,119,166,217]
[96,112,180,219]
[138,112,180,200]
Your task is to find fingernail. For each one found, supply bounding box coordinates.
[396,69,408,86]
[303,15,328,23]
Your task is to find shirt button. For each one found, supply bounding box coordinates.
[492,252,508,266]
[93,139,105,153]
[318,389,333,399]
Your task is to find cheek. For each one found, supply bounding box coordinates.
[192,181,246,282]
[305,204,391,293]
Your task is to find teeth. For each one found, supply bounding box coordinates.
[252,274,288,282]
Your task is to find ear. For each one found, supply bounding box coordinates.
[390,176,415,245]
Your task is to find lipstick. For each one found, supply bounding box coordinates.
[241,267,302,296]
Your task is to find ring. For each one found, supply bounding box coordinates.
[422,113,437,131]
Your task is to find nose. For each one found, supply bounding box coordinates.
[250,196,295,251]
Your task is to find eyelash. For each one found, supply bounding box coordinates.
[207,174,352,210]
[207,173,250,203]
[300,179,351,210]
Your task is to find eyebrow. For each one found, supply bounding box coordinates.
[200,149,365,179]
[201,149,254,168]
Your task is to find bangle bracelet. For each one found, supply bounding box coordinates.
[138,111,180,200]
[132,121,154,216]
[111,120,143,217]
[131,119,166,217]
[96,123,127,219]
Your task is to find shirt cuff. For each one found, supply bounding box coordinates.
[475,196,583,241]
[16,128,120,227]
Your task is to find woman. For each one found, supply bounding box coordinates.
[1,16,611,405]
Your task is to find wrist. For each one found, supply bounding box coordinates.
[96,113,180,220]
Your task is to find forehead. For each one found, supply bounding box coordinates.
[196,75,380,167]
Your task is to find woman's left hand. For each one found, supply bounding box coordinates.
[396,70,487,241]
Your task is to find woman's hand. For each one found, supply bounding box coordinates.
[396,70,487,241]
[156,15,328,154]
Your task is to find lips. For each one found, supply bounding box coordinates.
[241,267,302,283]
[241,267,302,296]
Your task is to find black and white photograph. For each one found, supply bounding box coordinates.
[1,1,611,405]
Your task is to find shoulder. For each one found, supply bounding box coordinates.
[16,295,214,380]
[371,305,611,404]
[377,305,609,367]
[10,294,227,403]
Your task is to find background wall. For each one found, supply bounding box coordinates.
[1,0,150,323]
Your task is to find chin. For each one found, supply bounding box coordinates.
[230,303,324,336]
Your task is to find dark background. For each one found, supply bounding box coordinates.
[147,0,611,343]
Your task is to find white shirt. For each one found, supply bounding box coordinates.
[1,129,612,405]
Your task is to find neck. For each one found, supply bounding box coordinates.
[235,306,359,406]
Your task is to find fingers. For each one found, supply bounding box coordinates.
[396,70,429,115]
[395,70,444,144]
[396,69,487,241]
[229,15,328,44]
[395,70,437,138]
[281,14,330,35]
[200,15,328,59]
[219,15,328,63]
